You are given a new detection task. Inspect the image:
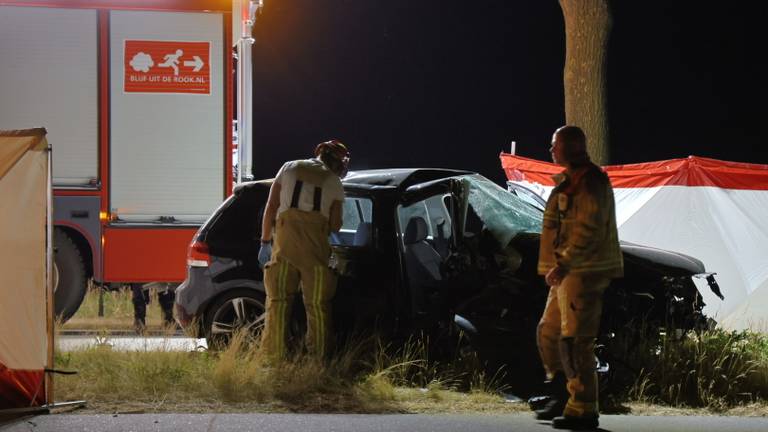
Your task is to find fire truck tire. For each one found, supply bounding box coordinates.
[53,229,87,323]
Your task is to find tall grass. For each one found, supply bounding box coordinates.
[366,333,506,395]
[72,285,135,319]
[58,292,768,414]
[624,329,768,410]
[63,286,164,330]
[53,330,508,413]
[54,325,768,413]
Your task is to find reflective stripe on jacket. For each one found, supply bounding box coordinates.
[537,163,623,277]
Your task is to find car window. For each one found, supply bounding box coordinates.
[507,181,546,211]
[203,185,268,257]
[459,174,542,248]
[397,194,453,258]
[331,196,373,247]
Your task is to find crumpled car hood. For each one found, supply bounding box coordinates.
[620,240,706,274]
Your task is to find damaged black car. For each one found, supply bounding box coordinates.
[175,168,722,395]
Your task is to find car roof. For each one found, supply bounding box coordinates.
[343,168,474,190]
[232,168,475,194]
[232,179,272,194]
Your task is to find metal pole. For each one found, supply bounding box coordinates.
[0,400,87,416]
[236,1,260,183]
[45,141,54,406]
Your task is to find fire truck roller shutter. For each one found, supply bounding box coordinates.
[0,6,98,186]
[109,10,225,224]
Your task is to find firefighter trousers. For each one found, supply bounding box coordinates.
[537,273,610,417]
[261,209,337,360]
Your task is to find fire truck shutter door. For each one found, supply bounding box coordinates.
[0,7,98,187]
[109,10,225,223]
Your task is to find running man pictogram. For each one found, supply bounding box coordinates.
[158,49,183,75]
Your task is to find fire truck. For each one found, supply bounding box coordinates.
[0,0,258,321]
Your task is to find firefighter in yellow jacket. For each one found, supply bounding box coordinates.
[534,126,623,430]
[257,140,349,360]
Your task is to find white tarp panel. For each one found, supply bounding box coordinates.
[0,129,50,407]
[615,187,768,330]
[0,7,98,186]
[501,153,768,332]
[109,10,224,223]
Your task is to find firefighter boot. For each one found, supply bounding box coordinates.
[533,372,568,420]
[131,283,148,335]
[158,288,177,329]
[529,371,566,410]
[551,414,599,430]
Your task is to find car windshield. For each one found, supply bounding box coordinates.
[459,174,542,247]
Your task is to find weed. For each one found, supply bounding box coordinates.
[622,329,768,409]
[53,328,512,413]
[55,309,768,414]
[62,286,165,330]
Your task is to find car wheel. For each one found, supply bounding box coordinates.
[53,229,88,323]
[204,288,266,350]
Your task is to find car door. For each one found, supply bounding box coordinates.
[398,178,468,327]
[330,192,395,335]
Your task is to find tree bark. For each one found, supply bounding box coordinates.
[559,0,612,165]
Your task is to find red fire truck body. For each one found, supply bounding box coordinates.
[0,0,235,319]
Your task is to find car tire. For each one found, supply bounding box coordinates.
[53,229,88,323]
[204,288,267,350]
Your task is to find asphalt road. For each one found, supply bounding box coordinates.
[3,413,768,432]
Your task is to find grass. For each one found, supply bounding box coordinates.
[624,329,768,411]
[55,289,768,415]
[53,330,518,414]
[52,326,768,416]
[62,286,167,331]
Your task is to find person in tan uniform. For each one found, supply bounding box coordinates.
[534,126,623,430]
[258,140,349,360]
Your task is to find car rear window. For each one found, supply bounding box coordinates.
[203,184,269,257]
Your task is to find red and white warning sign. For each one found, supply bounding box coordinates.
[124,40,210,94]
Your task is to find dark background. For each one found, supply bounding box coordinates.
[250,0,766,184]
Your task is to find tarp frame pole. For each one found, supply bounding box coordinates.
[0,400,87,416]
[45,143,54,405]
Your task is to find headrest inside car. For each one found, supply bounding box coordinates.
[353,221,372,246]
[404,217,428,244]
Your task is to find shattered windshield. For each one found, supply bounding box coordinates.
[459,174,542,247]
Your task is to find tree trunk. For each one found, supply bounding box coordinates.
[559,0,612,165]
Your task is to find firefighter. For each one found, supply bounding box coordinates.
[535,126,623,430]
[257,140,349,360]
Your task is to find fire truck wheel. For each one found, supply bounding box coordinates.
[204,288,266,350]
[53,229,87,323]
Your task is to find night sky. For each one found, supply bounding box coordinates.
[250,1,767,184]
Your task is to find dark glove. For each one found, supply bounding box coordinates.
[258,241,272,269]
